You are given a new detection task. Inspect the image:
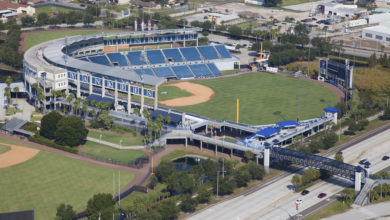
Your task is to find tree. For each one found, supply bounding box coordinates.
[83,13,95,26]
[51,90,60,110]
[37,12,49,26]
[164,115,171,125]
[234,167,251,187]
[302,167,320,184]
[55,116,88,146]
[155,161,176,182]
[341,188,356,202]
[382,107,390,120]
[133,107,140,116]
[143,108,151,120]
[40,110,63,139]
[180,194,198,213]
[66,11,78,26]
[86,193,115,220]
[197,185,212,204]
[291,174,302,190]
[157,199,180,220]
[4,87,10,106]
[66,93,74,113]
[322,132,338,149]
[97,110,114,129]
[13,86,19,98]
[228,26,242,37]
[6,76,12,87]
[334,153,344,162]
[244,150,254,161]
[247,161,265,180]
[90,109,97,120]
[214,177,236,195]
[21,15,35,27]
[294,22,310,36]
[368,53,377,67]
[82,99,88,119]
[56,203,77,220]
[147,175,158,189]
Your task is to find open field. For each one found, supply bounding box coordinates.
[0,138,134,220]
[0,144,11,154]
[80,141,146,164]
[305,201,351,220]
[164,73,338,125]
[88,129,144,146]
[35,6,74,14]
[24,29,120,51]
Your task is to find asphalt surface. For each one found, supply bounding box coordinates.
[187,122,390,220]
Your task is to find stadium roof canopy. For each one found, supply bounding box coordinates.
[323,107,339,113]
[276,120,299,129]
[42,35,166,86]
[255,126,280,138]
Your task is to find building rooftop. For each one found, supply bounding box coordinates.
[0,1,25,10]
[363,23,390,35]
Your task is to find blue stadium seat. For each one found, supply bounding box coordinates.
[88,55,111,66]
[179,47,201,61]
[127,51,147,65]
[198,46,219,60]
[207,63,221,76]
[146,50,166,64]
[79,57,90,62]
[172,65,195,79]
[134,68,155,76]
[189,64,213,77]
[162,48,183,62]
[214,45,232,58]
[153,67,176,78]
[106,53,128,66]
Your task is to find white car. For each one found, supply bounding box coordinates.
[296,199,303,205]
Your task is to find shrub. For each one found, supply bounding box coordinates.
[29,135,78,154]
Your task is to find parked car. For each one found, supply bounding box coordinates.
[364,164,370,168]
[359,159,367,165]
[382,156,389,161]
[318,193,327,198]
[301,190,310,195]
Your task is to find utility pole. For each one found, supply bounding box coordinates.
[118,171,121,206]
[222,157,225,179]
[216,163,219,200]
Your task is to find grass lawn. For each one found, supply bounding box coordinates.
[25,29,120,51]
[88,129,144,146]
[0,144,11,154]
[0,138,134,220]
[163,73,338,125]
[281,0,311,6]
[305,201,351,220]
[120,183,167,208]
[35,6,74,14]
[158,86,192,101]
[80,141,146,165]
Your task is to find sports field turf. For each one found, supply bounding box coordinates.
[166,73,338,125]
[35,6,73,15]
[80,141,146,165]
[158,86,192,101]
[0,138,134,220]
[0,144,11,154]
[88,129,144,146]
[25,29,119,51]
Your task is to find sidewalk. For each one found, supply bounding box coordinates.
[86,136,145,149]
[325,201,390,220]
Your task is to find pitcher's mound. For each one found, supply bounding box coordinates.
[0,143,39,168]
[159,82,214,107]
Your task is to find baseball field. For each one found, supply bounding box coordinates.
[159,73,339,125]
[0,137,134,219]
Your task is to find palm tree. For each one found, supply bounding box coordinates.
[164,116,171,125]
[134,107,140,116]
[82,99,88,119]
[66,93,74,114]
[156,115,163,137]
[13,87,19,99]
[4,87,11,107]
[5,76,12,87]
[90,100,97,108]
[74,98,81,115]
[91,109,97,120]
[51,90,59,110]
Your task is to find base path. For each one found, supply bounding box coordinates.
[159,82,214,107]
[0,143,39,168]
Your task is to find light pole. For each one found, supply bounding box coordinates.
[100,134,102,143]
[120,139,122,149]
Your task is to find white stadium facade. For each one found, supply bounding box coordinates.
[23,28,239,113]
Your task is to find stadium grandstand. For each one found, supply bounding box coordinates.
[23,28,237,112]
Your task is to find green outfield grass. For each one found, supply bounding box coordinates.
[25,29,119,51]
[158,86,192,101]
[0,138,134,220]
[0,144,11,154]
[88,129,144,146]
[165,73,338,125]
[80,141,146,165]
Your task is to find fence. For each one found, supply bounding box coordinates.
[79,151,149,168]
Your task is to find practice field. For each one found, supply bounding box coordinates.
[80,141,146,165]
[35,6,74,14]
[88,129,144,146]
[163,73,338,125]
[158,86,192,101]
[0,138,134,220]
[24,29,121,51]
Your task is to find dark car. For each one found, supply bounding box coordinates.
[337,151,343,155]
[311,18,317,21]
[364,164,370,168]
[301,190,310,195]
[318,193,327,198]
[382,156,389,161]
[359,159,367,165]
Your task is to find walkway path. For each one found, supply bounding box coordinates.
[325,201,390,220]
[86,137,145,149]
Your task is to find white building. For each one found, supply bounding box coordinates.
[0,1,35,22]
[317,2,366,17]
[362,22,390,44]
[367,12,390,24]
[244,0,264,6]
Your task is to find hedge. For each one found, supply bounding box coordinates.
[29,135,78,154]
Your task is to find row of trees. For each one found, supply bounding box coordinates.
[295,130,338,154]
[368,52,390,68]
[0,25,23,68]
[291,167,321,190]
[40,111,88,146]
[21,6,99,27]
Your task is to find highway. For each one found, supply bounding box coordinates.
[187,124,390,220]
